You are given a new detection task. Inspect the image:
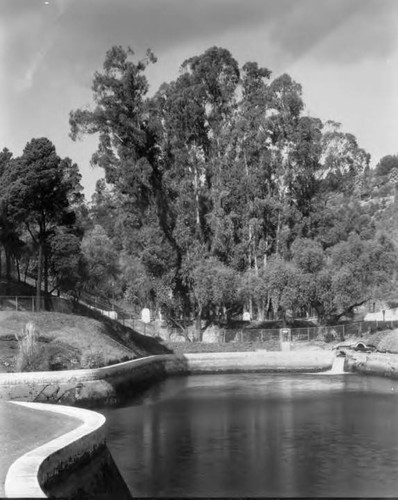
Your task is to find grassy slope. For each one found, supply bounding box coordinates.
[0,310,171,373]
[362,328,398,353]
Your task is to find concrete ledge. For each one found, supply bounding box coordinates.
[1,350,335,498]
[0,351,335,407]
[184,351,335,373]
[4,402,106,498]
[346,351,398,379]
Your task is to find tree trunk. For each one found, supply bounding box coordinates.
[36,242,43,312]
[275,211,281,255]
[23,259,30,283]
[194,305,202,342]
[257,298,265,322]
[5,248,11,281]
[44,244,49,295]
[15,257,20,282]
[281,310,287,328]
[43,244,50,311]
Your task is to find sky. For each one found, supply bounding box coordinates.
[1,0,398,199]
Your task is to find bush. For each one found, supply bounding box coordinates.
[324,331,336,343]
[81,349,105,369]
[15,322,49,372]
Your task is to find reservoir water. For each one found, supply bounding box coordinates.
[101,373,398,497]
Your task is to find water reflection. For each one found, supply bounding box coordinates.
[101,374,398,497]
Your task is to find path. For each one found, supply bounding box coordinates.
[0,401,81,496]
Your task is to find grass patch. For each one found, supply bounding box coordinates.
[0,310,171,373]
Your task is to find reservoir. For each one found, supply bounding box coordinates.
[101,373,398,497]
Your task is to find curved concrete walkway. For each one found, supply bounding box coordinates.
[0,401,80,497]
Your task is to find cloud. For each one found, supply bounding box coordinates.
[2,0,76,91]
[4,0,396,96]
[267,0,397,64]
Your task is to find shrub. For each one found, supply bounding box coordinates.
[15,322,49,372]
[324,331,336,343]
[81,349,105,369]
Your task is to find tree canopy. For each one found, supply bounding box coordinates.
[1,45,396,332]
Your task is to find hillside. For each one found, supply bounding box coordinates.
[0,310,171,373]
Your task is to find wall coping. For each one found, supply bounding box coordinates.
[0,351,335,386]
[0,354,176,385]
[4,402,105,498]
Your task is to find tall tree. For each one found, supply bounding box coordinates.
[1,138,81,309]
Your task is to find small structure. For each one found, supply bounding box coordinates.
[280,328,291,351]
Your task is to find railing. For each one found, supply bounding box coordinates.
[222,320,398,343]
[2,293,398,343]
[0,294,158,336]
[0,296,73,313]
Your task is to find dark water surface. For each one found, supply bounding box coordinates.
[101,374,398,497]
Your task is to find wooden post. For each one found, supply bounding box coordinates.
[32,296,35,312]
[15,296,18,311]
[307,327,310,341]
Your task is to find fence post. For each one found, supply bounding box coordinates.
[307,327,310,341]
[32,296,35,312]
[343,324,345,338]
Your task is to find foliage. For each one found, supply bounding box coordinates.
[15,321,49,372]
[67,44,398,326]
[2,44,397,329]
[0,138,84,306]
[80,224,120,298]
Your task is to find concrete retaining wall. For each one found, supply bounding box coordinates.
[4,402,131,499]
[2,350,334,498]
[345,351,398,379]
[183,351,335,373]
[0,351,335,407]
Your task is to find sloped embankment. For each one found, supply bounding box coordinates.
[0,310,171,373]
[362,328,398,353]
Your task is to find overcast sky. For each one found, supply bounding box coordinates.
[1,0,398,197]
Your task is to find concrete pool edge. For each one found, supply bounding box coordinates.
[346,351,398,379]
[3,349,397,498]
[3,402,124,498]
[0,350,334,498]
[0,351,336,406]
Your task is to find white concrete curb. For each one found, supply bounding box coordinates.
[4,402,106,498]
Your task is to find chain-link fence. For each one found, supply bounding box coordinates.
[0,296,73,313]
[0,294,159,335]
[2,293,398,343]
[222,320,398,344]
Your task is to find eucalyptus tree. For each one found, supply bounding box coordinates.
[319,120,370,196]
[70,44,388,329]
